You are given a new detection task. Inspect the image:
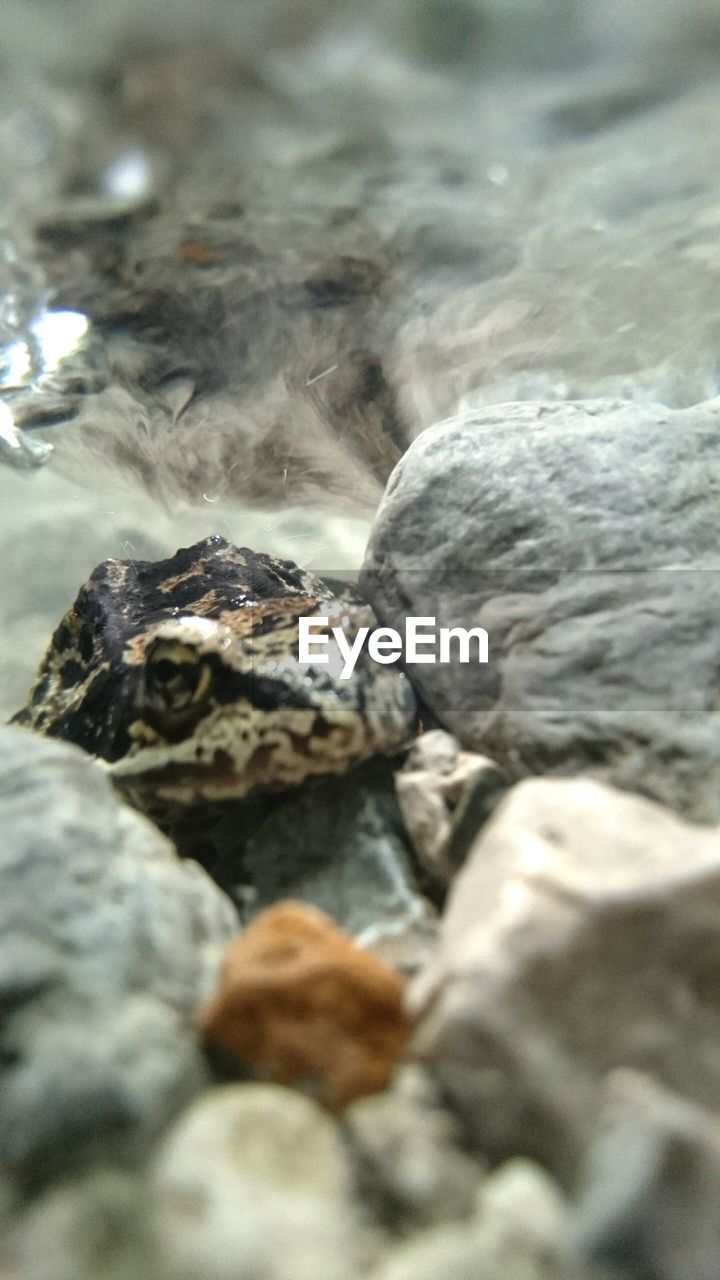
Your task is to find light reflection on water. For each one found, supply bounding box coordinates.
[0,338,31,387]
[31,309,88,375]
[102,148,154,201]
[0,307,89,389]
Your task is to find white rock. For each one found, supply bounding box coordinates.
[410,777,720,1180]
[152,1084,374,1280]
[395,731,506,890]
[368,1159,590,1280]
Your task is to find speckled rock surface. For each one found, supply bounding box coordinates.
[410,776,720,1183]
[0,725,239,1184]
[360,399,720,821]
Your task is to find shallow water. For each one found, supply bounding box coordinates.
[3,0,720,714]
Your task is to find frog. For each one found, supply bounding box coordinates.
[12,534,418,827]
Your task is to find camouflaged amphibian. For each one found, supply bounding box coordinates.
[14,535,417,818]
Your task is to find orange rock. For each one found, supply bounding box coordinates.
[197,901,413,1111]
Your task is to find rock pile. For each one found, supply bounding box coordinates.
[7,405,720,1280]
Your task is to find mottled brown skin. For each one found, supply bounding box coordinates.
[13,535,417,818]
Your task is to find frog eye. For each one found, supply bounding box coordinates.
[143,639,213,715]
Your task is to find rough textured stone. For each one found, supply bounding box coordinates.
[343,1064,484,1231]
[368,1159,597,1280]
[151,1084,374,1280]
[198,901,413,1111]
[410,776,720,1184]
[0,726,239,1184]
[395,731,507,893]
[188,756,437,972]
[360,399,720,821]
[11,1170,151,1280]
[573,1071,720,1280]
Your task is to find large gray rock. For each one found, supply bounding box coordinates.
[0,726,239,1185]
[361,399,720,821]
[409,777,720,1184]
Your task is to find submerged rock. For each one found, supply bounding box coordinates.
[11,1170,151,1280]
[198,901,413,1111]
[192,757,438,973]
[12,1085,377,1280]
[361,398,720,822]
[574,1071,720,1280]
[395,731,506,894]
[343,1064,484,1232]
[367,1158,595,1280]
[0,725,238,1186]
[151,1083,374,1280]
[410,776,720,1183]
